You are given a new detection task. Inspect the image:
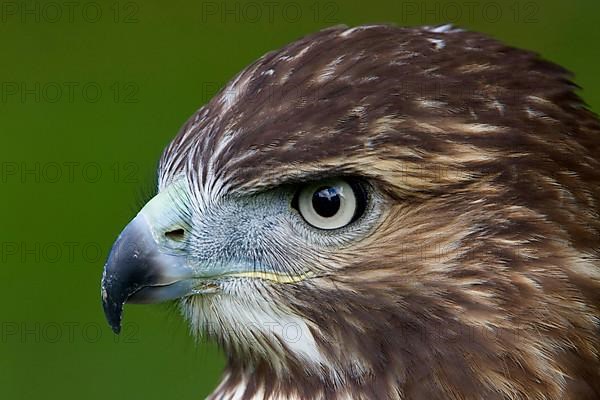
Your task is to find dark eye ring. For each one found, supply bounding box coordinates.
[292,178,367,230]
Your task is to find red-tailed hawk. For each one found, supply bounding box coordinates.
[101,25,600,399]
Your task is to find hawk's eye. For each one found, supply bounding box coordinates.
[293,178,367,230]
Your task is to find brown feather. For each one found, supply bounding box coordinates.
[160,24,600,399]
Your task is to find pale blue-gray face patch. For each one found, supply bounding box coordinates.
[100,178,317,334]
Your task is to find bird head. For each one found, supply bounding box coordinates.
[101,25,600,399]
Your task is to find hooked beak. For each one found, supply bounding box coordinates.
[101,214,198,334]
[100,178,314,335]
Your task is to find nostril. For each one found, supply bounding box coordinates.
[164,228,185,242]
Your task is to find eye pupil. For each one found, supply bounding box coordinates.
[312,187,341,218]
[294,178,366,230]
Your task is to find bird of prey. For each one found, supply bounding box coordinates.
[101,24,600,399]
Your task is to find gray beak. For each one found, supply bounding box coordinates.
[101,214,196,334]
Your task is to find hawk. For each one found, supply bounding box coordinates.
[101,25,600,399]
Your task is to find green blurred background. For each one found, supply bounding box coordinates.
[1,0,598,398]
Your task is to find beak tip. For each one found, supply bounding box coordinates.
[101,281,124,335]
[102,297,124,335]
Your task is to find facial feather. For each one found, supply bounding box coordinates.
[154,24,600,399]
